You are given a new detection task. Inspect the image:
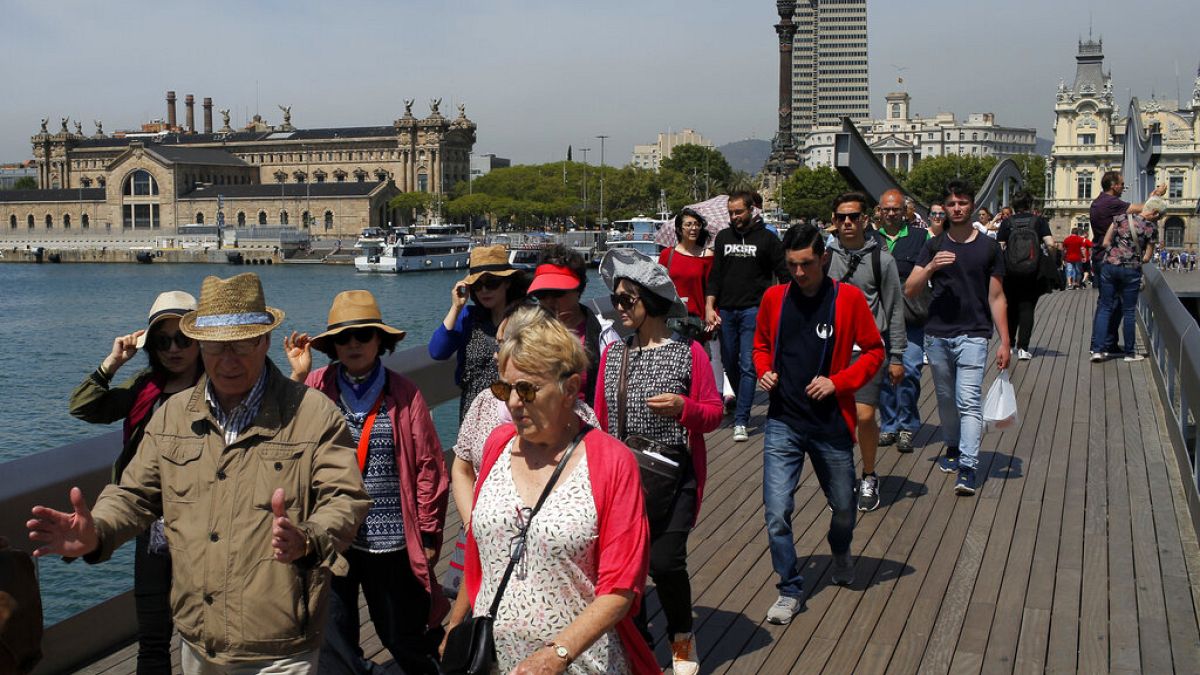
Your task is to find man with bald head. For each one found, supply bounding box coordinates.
[875,189,931,454]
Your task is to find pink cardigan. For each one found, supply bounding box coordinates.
[464,424,659,675]
[306,365,451,626]
[593,338,723,523]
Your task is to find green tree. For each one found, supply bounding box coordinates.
[11,176,37,190]
[660,144,733,194]
[779,166,851,220]
[1007,153,1047,203]
[389,192,433,225]
[903,155,997,205]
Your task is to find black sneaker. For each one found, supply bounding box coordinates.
[954,467,978,496]
[878,432,897,447]
[896,430,915,453]
[856,474,880,512]
[938,447,960,473]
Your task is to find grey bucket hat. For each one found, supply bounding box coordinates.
[599,248,688,319]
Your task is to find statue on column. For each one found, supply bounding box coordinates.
[74,121,83,135]
[94,120,104,136]
[219,109,232,130]
[60,117,69,133]
[40,118,48,134]
[278,105,293,129]
[404,99,414,117]
[429,98,441,115]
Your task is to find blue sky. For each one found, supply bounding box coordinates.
[1,0,1197,165]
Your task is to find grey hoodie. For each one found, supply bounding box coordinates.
[827,236,907,364]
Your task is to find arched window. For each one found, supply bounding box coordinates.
[301,211,310,228]
[324,210,334,230]
[195,212,205,224]
[258,211,268,225]
[294,172,306,183]
[27,214,34,229]
[63,214,71,229]
[97,176,106,188]
[8,215,15,229]
[237,211,246,226]
[280,210,289,225]
[1164,216,1185,248]
[123,169,158,196]
[80,177,92,187]
[82,214,89,229]
[374,168,389,182]
[45,214,53,229]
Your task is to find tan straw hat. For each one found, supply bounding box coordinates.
[310,290,406,351]
[135,290,197,349]
[461,245,517,286]
[179,273,285,342]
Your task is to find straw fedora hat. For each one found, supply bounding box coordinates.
[135,290,197,349]
[461,245,517,286]
[179,273,285,342]
[310,290,406,351]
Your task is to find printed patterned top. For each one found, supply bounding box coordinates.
[472,444,629,675]
[1103,214,1157,269]
[601,338,692,447]
[340,399,406,552]
[452,390,601,471]
[458,316,499,421]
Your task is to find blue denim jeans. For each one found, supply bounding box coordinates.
[720,306,759,426]
[924,335,988,469]
[879,324,925,434]
[1090,263,1142,356]
[762,418,856,599]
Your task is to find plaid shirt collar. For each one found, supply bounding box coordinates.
[205,367,269,443]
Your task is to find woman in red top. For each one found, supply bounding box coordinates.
[658,208,713,319]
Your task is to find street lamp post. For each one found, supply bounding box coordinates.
[596,134,608,227]
[580,147,590,227]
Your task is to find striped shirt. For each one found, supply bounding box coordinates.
[205,369,269,445]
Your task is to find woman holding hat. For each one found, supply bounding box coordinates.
[69,290,202,675]
[593,249,722,675]
[284,290,449,675]
[429,244,528,420]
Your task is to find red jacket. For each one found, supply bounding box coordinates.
[307,365,451,626]
[752,280,884,441]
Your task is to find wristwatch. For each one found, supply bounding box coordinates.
[549,642,571,663]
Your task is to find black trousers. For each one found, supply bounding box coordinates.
[634,449,697,643]
[133,531,173,675]
[1004,281,1042,351]
[320,548,440,675]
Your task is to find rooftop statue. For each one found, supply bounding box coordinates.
[40,118,48,133]
[430,98,442,115]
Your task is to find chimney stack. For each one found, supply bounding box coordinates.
[203,97,213,134]
[167,91,177,130]
[185,94,195,133]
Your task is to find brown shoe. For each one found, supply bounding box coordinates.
[671,633,699,675]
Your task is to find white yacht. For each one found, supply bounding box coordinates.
[355,233,472,273]
[605,215,669,257]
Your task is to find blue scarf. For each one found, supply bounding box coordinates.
[338,360,385,420]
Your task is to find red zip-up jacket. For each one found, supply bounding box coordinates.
[753,280,884,441]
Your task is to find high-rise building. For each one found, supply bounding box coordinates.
[791,0,869,141]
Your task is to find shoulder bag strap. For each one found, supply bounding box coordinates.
[666,248,676,271]
[617,337,632,441]
[485,424,591,618]
[871,246,882,288]
[839,251,865,282]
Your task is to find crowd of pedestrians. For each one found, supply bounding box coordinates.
[26,173,1172,673]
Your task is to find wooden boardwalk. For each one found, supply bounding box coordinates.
[76,289,1200,674]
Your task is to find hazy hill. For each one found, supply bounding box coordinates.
[719,139,772,175]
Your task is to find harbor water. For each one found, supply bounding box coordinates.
[0,262,603,624]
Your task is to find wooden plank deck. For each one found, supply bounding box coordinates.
[75,289,1200,674]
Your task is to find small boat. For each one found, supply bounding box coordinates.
[355,234,472,273]
[605,215,669,257]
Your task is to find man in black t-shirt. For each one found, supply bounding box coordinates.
[996,191,1056,361]
[906,180,1011,497]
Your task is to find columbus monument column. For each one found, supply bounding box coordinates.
[764,0,801,187]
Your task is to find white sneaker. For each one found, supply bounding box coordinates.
[1017,348,1033,361]
[732,425,749,442]
[766,595,803,624]
[1123,354,1145,362]
[1090,352,1105,363]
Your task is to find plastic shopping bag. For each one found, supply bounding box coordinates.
[983,370,1019,431]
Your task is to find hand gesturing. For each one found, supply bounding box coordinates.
[27,487,100,558]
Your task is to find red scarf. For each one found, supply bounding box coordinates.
[124,374,166,443]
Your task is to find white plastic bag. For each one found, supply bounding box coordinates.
[983,370,1019,431]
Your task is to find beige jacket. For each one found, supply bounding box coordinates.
[88,362,371,663]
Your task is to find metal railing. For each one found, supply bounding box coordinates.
[1138,264,1200,537]
[0,347,458,674]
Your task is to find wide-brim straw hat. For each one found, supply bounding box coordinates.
[310,290,406,352]
[599,248,688,319]
[462,245,518,286]
[179,273,285,342]
[135,290,197,349]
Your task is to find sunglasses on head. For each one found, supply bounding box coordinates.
[151,332,193,351]
[332,327,378,346]
[473,276,506,291]
[835,212,863,222]
[490,379,544,403]
[609,293,641,311]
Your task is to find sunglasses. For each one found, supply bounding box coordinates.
[473,276,506,291]
[610,293,641,311]
[199,336,262,357]
[490,379,544,403]
[835,212,863,222]
[929,212,947,219]
[151,332,193,351]
[332,327,378,345]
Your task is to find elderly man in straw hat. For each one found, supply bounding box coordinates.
[28,273,371,674]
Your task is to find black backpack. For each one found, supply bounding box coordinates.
[1004,214,1042,278]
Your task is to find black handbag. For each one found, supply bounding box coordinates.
[441,426,589,675]
[617,338,685,530]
